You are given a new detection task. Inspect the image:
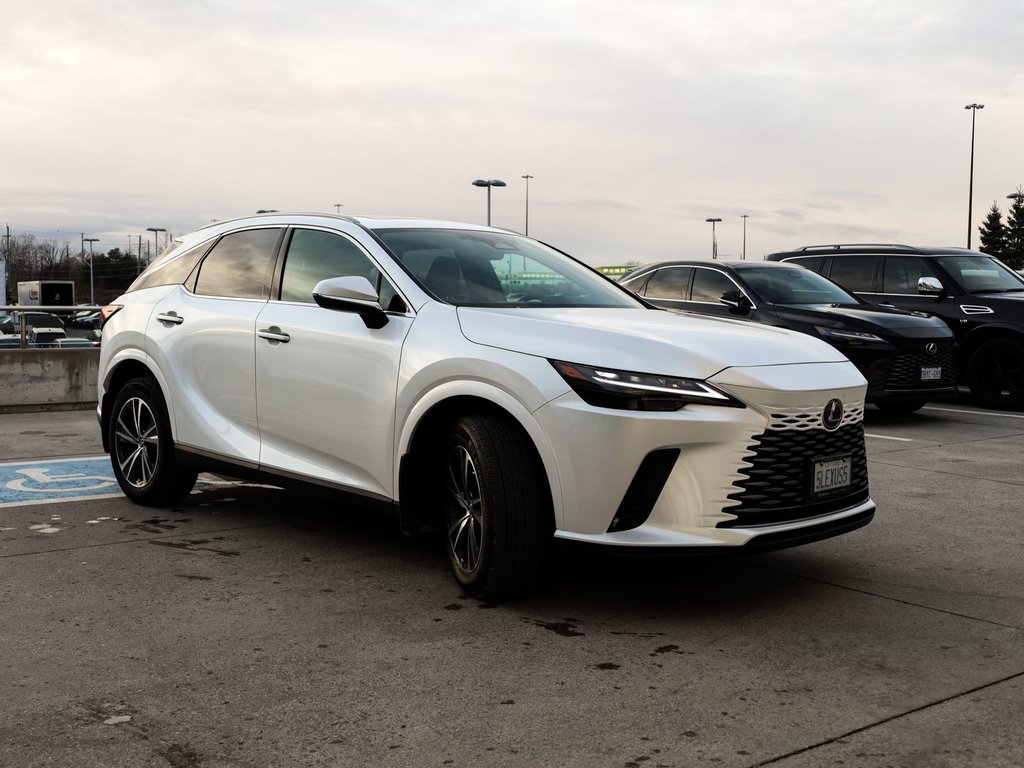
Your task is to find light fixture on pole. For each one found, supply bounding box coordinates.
[83,237,99,305]
[334,203,343,214]
[740,214,749,260]
[521,174,534,235]
[965,103,985,248]
[705,218,722,260]
[146,227,167,265]
[472,179,507,226]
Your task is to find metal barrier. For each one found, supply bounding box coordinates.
[0,305,105,350]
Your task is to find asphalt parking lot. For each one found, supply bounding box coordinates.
[0,404,1021,768]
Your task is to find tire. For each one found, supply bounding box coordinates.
[875,400,925,415]
[109,377,198,506]
[443,415,551,600]
[967,338,1024,410]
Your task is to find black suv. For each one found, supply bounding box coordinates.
[621,260,957,413]
[767,245,1024,409]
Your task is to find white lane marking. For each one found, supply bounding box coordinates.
[0,455,109,467]
[923,406,1024,420]
[864,433,914,442]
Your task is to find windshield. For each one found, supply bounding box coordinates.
[373,228,641,308]
[936,255,1024,293]
[741,267,859,305]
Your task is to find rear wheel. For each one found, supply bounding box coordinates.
[967,338,1024,410]
[109,377,197,506]
[443,415,551,600]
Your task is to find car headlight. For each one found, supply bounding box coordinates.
[814,326,885,344]
[550,360,743,411]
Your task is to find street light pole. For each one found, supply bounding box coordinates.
[705,218,722,260]
[83,237,99,305]
[472,179,507,226]
[521,174,534,235]
[965,103,985,249]
[740,214,749,260]
[334,203,343,214]
[146,227,167,265]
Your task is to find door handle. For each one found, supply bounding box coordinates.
[878,303,896,309]
[156,312,184,325]
[258,327,291,343]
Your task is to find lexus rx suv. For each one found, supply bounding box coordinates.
[621,260,957,413]
[98,214,875,598]
[767,245,1024,410]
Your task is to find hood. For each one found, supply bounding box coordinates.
[456,307,847,380]
[775,303,952,335]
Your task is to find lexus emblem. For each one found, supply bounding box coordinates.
[822,399,844,431]
[925,342,938,355]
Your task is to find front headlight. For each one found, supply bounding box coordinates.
[814,326,885,344]
[550,360,743,411]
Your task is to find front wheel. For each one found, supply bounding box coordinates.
[109,377,198,506]
[443,415,551,600]
[967,338,1024,410]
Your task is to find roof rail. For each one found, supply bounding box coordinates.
[797,244,920,253]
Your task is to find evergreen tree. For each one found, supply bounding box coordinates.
[1005,188,1024,270]
[977,202,1006,258]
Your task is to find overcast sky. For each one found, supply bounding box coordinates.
[3,0,1023,265]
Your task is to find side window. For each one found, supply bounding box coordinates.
[620,272,653,296]
[129,240,213,293]
[785,256,824,273]
[827,256,877,293]
[644,267,692,300]
[280,229,400,310]
[882,257,937,294]
[690,268,736,303]
[194,228,281,299]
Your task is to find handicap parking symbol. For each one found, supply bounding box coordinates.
[0,457,121,507]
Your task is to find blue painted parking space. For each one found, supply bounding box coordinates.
[0,456,121,508]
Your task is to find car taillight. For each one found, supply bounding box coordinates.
[99,305,123,328]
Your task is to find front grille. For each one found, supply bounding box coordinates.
[885,341,956,388]
[720,424,869,527]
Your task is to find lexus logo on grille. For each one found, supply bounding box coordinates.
[925,342,938,355]
[822,399,844,431]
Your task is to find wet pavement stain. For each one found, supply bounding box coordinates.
[174,574,213,581]
[524,618,585,637]
[594,662,621,670]
[149,539,240,557]
[650,644,689,657]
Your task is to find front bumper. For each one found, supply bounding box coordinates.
[536,360,873,550]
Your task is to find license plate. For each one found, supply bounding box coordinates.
[812,456,851,496]
[921,366,941,381]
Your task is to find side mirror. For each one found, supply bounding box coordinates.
[719,290,753,315]
[312,276,389,329]
[918,276,946,298]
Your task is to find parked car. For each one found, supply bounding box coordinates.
[0,311,66,335]
[767,245,1024,409]
[71,311,102,330]
[98,213,875,599]
[620,260,957,414]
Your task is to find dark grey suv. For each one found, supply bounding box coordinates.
[767,245,1024,410]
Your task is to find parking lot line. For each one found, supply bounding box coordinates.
[864,433,914,442]
[923,405,1024,419]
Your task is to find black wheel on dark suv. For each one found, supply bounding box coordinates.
[767,244,1024,410]
[967,338,1024,410]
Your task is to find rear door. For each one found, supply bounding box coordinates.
[146,227,282,464]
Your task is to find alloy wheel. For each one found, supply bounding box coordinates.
[113,396,160,488]
[446,445,483,574]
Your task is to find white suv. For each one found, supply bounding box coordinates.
[98,214,874,598]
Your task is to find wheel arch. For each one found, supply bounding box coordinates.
[395,384,561,534]
[958,324,1024,377]
[100,354,175,453]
